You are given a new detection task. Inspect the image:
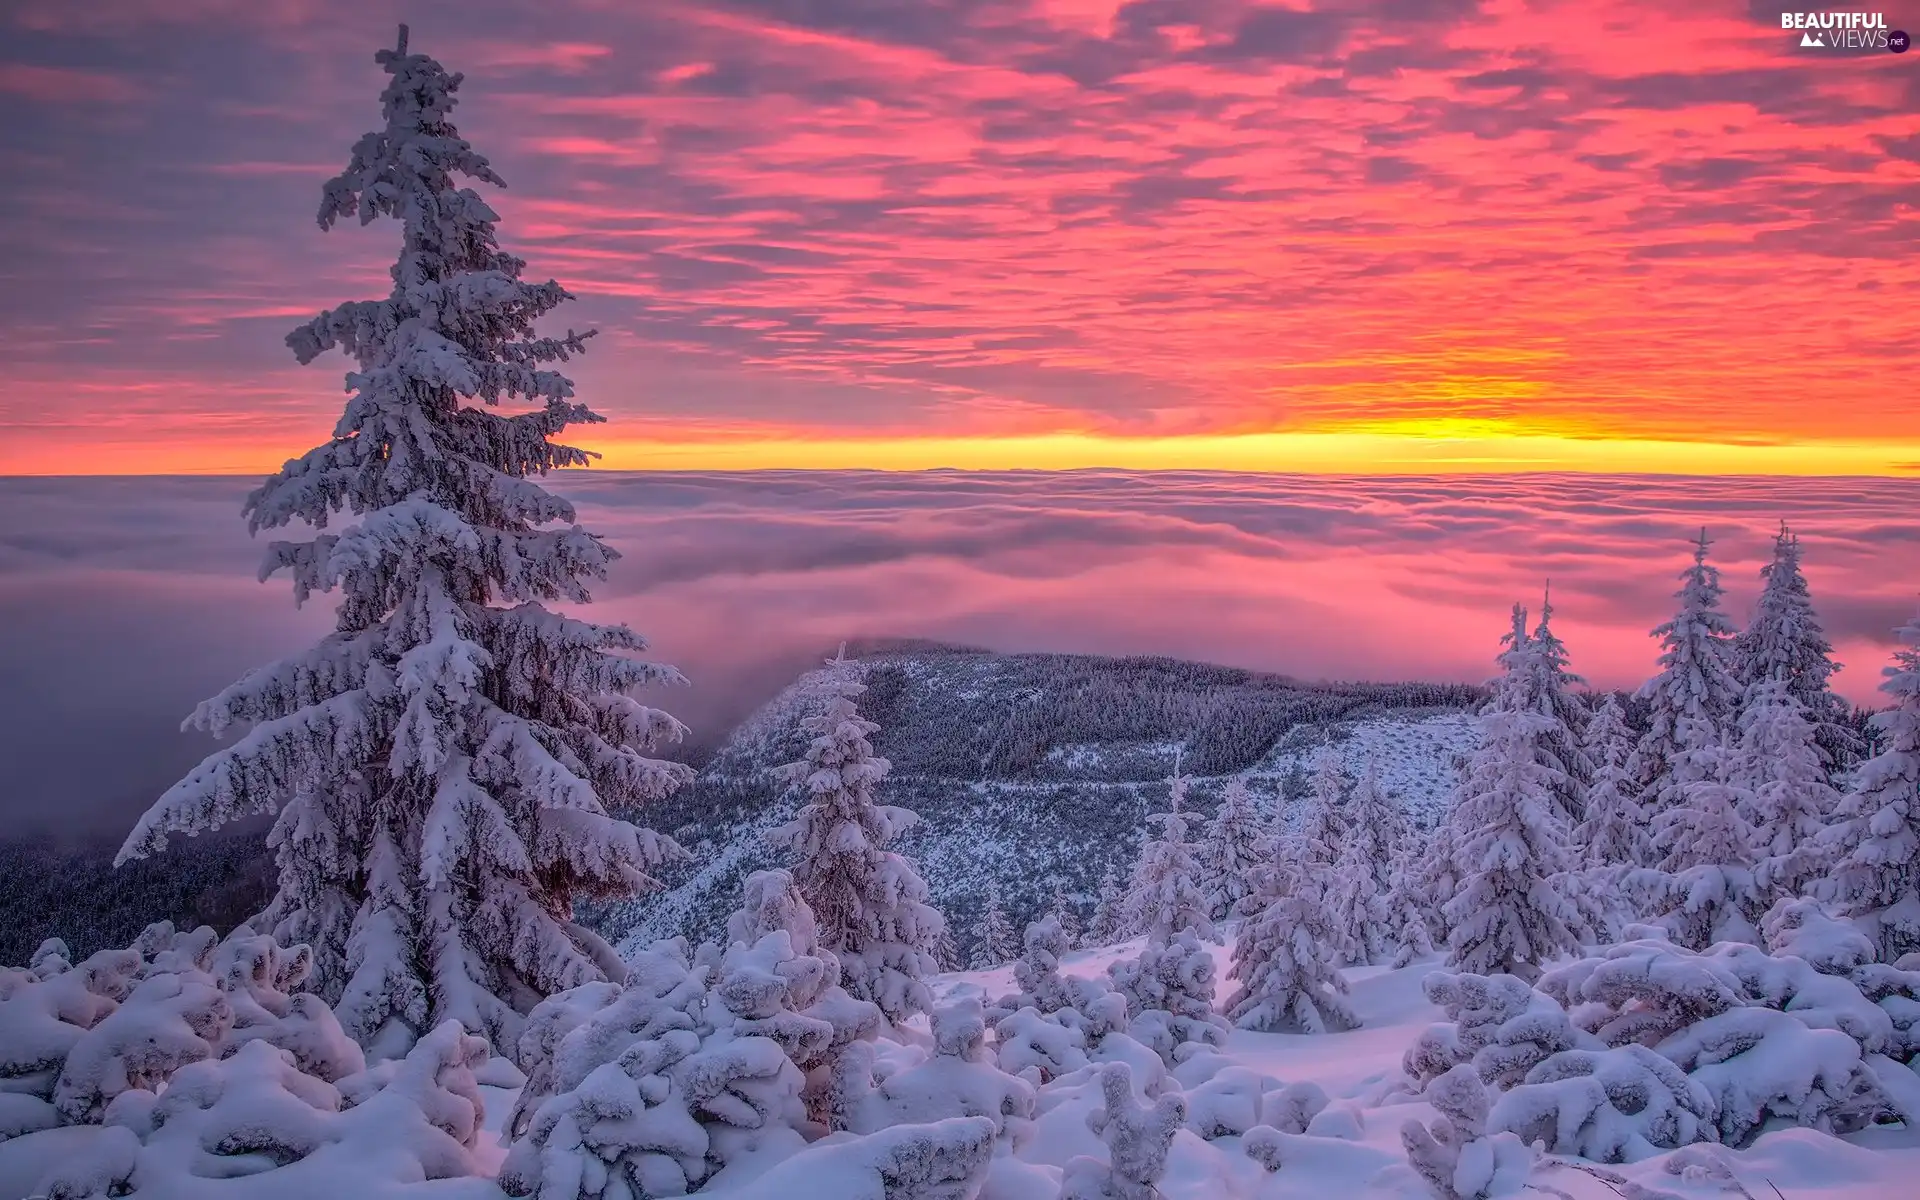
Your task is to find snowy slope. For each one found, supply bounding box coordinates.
[596,642,1483,962]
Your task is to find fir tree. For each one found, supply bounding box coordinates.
[1299,746,1347,868]
[116,29,692,1062]
[1630,530,1742,821]
[1327,758,1400,963]
[1086,867,1125,947]
[1573,694,1648,869]
[1197,777,1267,919]
[1048,880,1083,948]
[973,887,1017,969]
[772,657,944,1025]
[1734,680,1839,906]
[1524,587,1592,823]
[1734,522,1859,769]
[1123,753,1215,945]
[1444,707,1583,983]
[1644,752,1760,951]
[1819,608,1920,960]
[1225,844,1358,1033]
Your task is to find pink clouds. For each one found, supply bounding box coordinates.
[1,0,1918,468]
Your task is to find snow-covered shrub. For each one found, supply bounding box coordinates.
[211,933,365,1083]
[1399,1064,1531,1200]
[1761,897,1874,976]
[500,935,819,1196]
[55,968,235,1123]
[1107,931,1228,1064]
[5,1018,495,1198]
[1412,971,1583,1091]
[715,1115,996,1200]
[1489,1044,1713,1162]
[830,997,1034,1139]
[994,1006,1091,1083]
[1179,1065,1286,1140]
[1058,1061,1186,1200]
[1657,1005,1877,1143]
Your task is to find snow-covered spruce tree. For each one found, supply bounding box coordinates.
[1197,776,1267,920]
[1735,680,1840,906]
[1735,521,1859,769]
[113,30,691,1062]
[1641,752,1761,950]
[1048,880,1083,948]
[1327,833,1387,966]
[1385,838,1438,968]
[1572,693,1648,870]
[771,658,944,1025]
[1630,529,1742,822]
[1122,755,1216,945]
[1225,842,1358,1033]
[1298,745,1347,869]
[1819,607,1920,960]
[1444,706,1583,983]
[1523,588,1592,824]
[1086,868,1125,947]
[974,887,1017,970]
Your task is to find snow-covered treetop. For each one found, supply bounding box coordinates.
[1638,529,1741,730]
[252,25,607,546]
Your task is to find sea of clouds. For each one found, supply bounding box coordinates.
[2,470,1916,834]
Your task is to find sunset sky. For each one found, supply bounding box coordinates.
[3,0,1919,475]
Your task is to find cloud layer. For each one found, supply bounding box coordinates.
[3,470,1915,833]
[3,1,1919,471]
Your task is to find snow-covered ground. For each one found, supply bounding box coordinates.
[452,934,1920,1199]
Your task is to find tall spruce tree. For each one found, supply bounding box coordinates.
[1819,608,1920,960]
[115,30,693,1062]
[772,656,945,1024]
[1734,521,1860,769]
[1525,587,1592,822]
[1299,746,1348,868]
[1630,530,1742,821]
[1444,705,1583,983]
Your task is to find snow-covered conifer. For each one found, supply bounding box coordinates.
[1048,881,1083,948]
[1630,530,1742,821]
[1059,1062,1185,1200]
[1086,868,1125,947]
[1524,588,1593,823]
[1386,839,1439,968]
[1642,760,1760,950]
[1123,754,1215,945]
[1734,680,1839,906]
[1197,777,1267,920]
[114,30,693,1060]
[1819,608,1920,960]
[1573,693,1648,869]
[772,658,944,1025]
[973,888,1017,970]
[1735,521,1859,768]
[1444,707,1582,983]
[1298,746,1347,868]
[1225,846,1358,1033]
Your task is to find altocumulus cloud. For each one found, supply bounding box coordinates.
[2,471,1917,834]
